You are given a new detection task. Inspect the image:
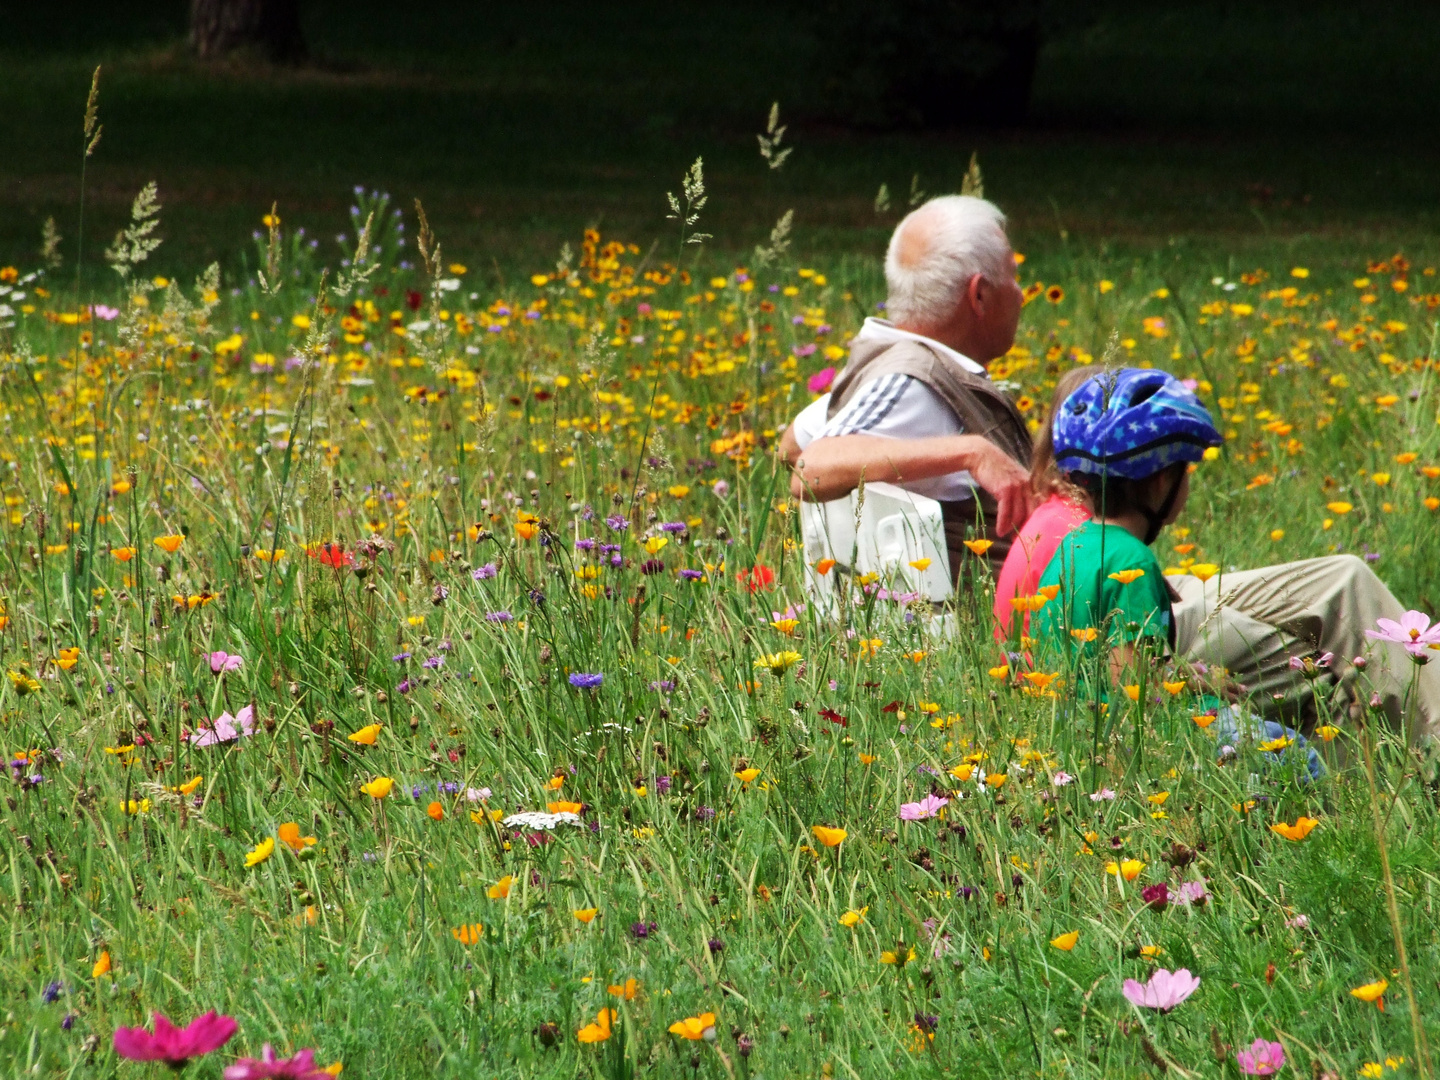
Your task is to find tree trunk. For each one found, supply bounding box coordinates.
[190,0,305,62]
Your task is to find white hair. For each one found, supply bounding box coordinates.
[884,195,1012,327]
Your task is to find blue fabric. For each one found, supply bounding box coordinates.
[1210,705,1326,782]
[1052,368,1223,480]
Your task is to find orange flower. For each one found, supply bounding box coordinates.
[962,538,993,556]
[547,800,583,814]
[427,801,444,821]
[487,875,514,899]
[452,923,484,944]
[811,825,847,847]
[668,1012,717,1041]
[607,978,640,1000]
[1269,816,1319,842]
[573,907,599,923]
[1108,568,1145,584]
[110,546,136,562]
[347,723,382,745]
[577,1008,616,1044]
[92,951,112,978]
[814,558,836,576]
[154,534,185,553]
[277,821,317,852]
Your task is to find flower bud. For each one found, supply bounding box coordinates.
[1352,655,1367,671]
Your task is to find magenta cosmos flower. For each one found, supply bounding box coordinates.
[1122,968,1200,1011]
[899,793,949,821]
[113,1011,237,1067]
[209,651,244,674]
[224,1045,333,1080]
[1236,1037,1286,1076]
[1366,610,1440,658]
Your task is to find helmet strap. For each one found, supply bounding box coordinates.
[1140,469,1185,545]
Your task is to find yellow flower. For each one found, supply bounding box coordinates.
[1050,930,1079,951]
[119,798,151,814]
[644,536,669,555]
[988,664,1010,679]
[881,947,916,966]
[1326,501,1353,515]
[1139,944,1164,959]
[154,534,185,553]
[347,723,382,745]
[1010,594,1048,612]
[668,1012,717,1041]
[451,923,484,944]
[1315,725,1340,741]
[667,484,690,498]
[754,651,802,675]
[735,767,760,783]
[962,539,993,556]
[858,752,877,765]
[573,908,598,923]
[1270,816,1319,841]
[1147,792,1169,805]
[811,825,847,847]
[92,951,112,978]
[176,775,204,795]
[577,1008,616,1044]
[984,772,1008,789]
[1192,713,1216,729]
[1070,627,1099,643]
[245,836,275,868]
[1123,685,1141,701]
[278,821,317,852]
[1257,735,1294,752]
[1106,859,1145,881]
[1270,529,1284,541]
[360,776,394,799]
[949,763,976,781]
[908,557,932,570]
[1189,563,1219,582]
[1161,679,1186,695]
[1108,568,1145,584]
[1360,1065,1384,1079]
[487,875,514,899]
[1350,979,1387,1005]
[839,907,867,928]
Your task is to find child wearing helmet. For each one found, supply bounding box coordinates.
[1031,368,1222,676]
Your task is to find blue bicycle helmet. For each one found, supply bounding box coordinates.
[1052,368,1221,543]
[1052,368,1221,480]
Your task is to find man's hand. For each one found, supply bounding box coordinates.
[967,441,1037,536]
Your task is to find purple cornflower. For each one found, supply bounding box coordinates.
[599,543,622,555]
[472,563,497,581]
[678,568,704,581]
[707,937,724,953]
[654,775,673,794]
[439,781,460,795]
[659,521,687,533]
[575,538,597,551]
[485,610,514,623]
[423,656,444,670]
[397,678,414,695]
[605,515,630,532]
[694,805,716,821]
[649,679,675,693]
[629,920,657,940]
[569,672,603,690]
[528,589,546,607]
[61,1015,74,1030]
[42,981,64,1004]
[393,652,412,663]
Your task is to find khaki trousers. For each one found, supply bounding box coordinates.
[1168,555,1440,744]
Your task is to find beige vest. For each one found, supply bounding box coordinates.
[825,337,1033,578]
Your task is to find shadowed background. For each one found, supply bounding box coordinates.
[3,0,1438,286]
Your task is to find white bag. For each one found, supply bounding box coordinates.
[799,481,953,613]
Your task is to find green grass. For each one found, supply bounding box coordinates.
[4,0,1440,282]
[1,175,1440,1075]
[3,6,1440,1076]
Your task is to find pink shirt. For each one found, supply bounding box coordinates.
[993,494,1091,638]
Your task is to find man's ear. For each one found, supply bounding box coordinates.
[964,273,987,315]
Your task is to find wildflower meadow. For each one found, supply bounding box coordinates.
[5,76,1440,1080]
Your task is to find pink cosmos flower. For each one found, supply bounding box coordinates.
[113,1011,237,1066]
[209,651,244,674]
[224,1045,333,1080]
[1174,880,1210,907]
[1088,787,1117,802]
[190,705,256,747]
[1122,968,1200,1011]
[1366,610,1440,657]
[899,793,949,821]
[91,304,120,321]
[1235,1037,1286,1076]
[807,366,836,394]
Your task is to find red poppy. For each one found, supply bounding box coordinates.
[819,707,848,727]
[308,542,354,568]
[737,565,775,593]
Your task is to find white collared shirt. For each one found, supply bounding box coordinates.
[789,319,986,502]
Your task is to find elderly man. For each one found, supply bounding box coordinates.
[781,194,1037,576]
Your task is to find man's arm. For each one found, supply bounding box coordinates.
[777,425,802,467]
[791,432,1036,535]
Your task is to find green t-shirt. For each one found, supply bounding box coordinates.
[1033,520,1173,655]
